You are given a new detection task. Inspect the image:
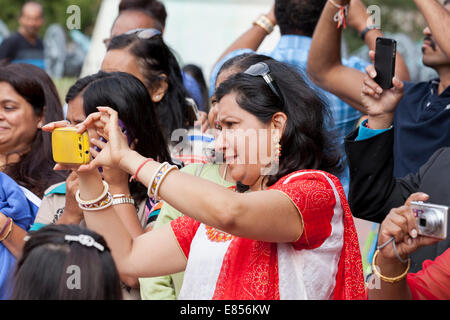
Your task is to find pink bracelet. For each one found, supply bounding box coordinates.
[129,158,154,182]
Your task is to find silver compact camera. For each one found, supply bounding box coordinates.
[410,201,448,240]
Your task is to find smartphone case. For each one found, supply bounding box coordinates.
[52,127,91,164]
[374,37,397,89]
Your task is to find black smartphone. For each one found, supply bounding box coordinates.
[374,37,397,89]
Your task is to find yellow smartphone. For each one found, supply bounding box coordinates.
[52,127,91,164]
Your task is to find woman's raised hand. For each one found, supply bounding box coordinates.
[42,120,71,132]
[361,51,404,116]
[76,107,131,172]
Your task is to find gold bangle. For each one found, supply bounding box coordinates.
[253,15,274,34]
[0,218,13,242]
[259,15,275,28]
[372,249,410,283]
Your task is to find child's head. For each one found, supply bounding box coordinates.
[11,224,122,300]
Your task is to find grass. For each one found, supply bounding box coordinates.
[53,77,77,105]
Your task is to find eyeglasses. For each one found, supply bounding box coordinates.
[103,28,162,47]
[244,62,284,105]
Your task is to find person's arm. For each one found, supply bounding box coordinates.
[55,172,84,225]
[73,108,303,243]
[346,129,447,223]
[346,58,409,222]
[103,166,145,239]
[77,169,187,279]
[139,203,183,300]
[0,212,27,258]
[118,151,303,243]
[44,108,304,277]
[414,0,450,58]
[214,5,275,66]
[368,193,440,300]
[307,0,409,112]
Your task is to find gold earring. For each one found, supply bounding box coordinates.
[272,133,281,162]
[276,141,282,158]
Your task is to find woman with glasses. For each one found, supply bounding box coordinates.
[101,28,197,143]
[45,59,366,300]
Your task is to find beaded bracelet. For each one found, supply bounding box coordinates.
[149,163,172,199]
[329,0,349,29]
[78,192,113,211]
[147,162,168,199]
[154,164,179,200]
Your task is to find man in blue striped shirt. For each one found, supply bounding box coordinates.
[210,0,409,194]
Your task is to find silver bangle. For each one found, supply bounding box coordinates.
[111,197,135,206]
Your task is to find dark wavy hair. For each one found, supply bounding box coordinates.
[65,71,172,203]
[11,224,122,300]
[0,63,66,197]
[215,59,342,187]
[275,0,327,37]
[216,53,273,87]
[107,32,195,140]
[119,0,167,28]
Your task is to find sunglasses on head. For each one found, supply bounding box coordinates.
[124,28,162,38]
[103,28,162,47]
[244,62,284,105]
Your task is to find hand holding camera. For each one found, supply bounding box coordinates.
[377,192,447,262]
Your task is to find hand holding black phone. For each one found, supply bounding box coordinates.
[374,37,397,89]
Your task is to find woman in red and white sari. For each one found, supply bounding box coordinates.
[47,60,366,300]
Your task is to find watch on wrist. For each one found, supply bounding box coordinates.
[111,196,135,206]
[360,24,381,41]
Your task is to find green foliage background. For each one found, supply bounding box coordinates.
[344,0,427,53]
[0,0,101,36]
